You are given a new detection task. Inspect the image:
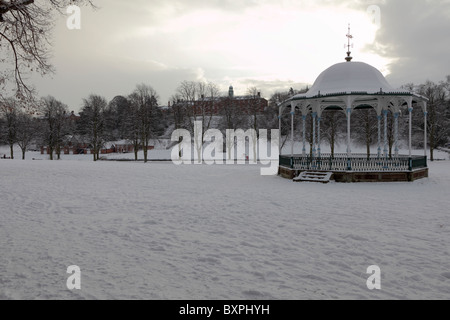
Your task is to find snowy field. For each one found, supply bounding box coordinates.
[1,146,450,300]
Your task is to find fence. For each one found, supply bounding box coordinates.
[279,154,427,172]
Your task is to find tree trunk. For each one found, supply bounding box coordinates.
[365,112,371,158]
[331,134,335,158]
[134,141,139,161]
[430,128,435,161]
[389,142,393,159]
[10,144,14,160]
[330,115,336,158]
[309,115,313,158]
[252,133,257,163]
[143,141,148,163]
[366,128,370,158]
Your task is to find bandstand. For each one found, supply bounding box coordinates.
[278,50,429,182]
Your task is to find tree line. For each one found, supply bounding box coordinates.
[0,82,274,161]
[1,77,449,162]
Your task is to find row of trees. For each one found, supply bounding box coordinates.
[0,79,278,161]
[1,77,449,161]
[0,83,164,161]
[413,78,450,160]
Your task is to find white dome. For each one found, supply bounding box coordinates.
[300,61,395,98]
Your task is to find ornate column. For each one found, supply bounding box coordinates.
[377,114,382,158]
[312,112,317,157]
[302,115,307,156]
[278,112,282,154]
[423,101,428,157]
[291,108,295,158]
[408,106,413,158]
[344,96,354,170]
[346,107,352,157]
[394,112,400,157]
[383,109,388,158]
[317,115,322,158]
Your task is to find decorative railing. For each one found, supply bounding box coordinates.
[279,154,427,172]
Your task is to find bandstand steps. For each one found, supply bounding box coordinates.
[293,171,333,183]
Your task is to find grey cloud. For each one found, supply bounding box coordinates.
[34,0,450,109]
[366,0,450,87]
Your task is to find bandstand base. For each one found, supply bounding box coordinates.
[278,166,428,182]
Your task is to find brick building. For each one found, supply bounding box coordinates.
[190,86,268,116]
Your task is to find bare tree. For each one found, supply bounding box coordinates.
[219,94,244,159]
[176,81,219,162]
[79,94,107,161]
[105,95,141,160]
[245,87,264,162]
[0,0,96,101]
[169,94,188,131]
[167,94,189,160]
[128,84,159,163]
[268,90,299,152]
[418,80,449,161]
[41,95,68,160]
[107,95,130,140]
[246,87,264,131]
[126,101,141,161]
[16,110,35,159]
[0,97,17,158]
[321,109,346,157]
[387,112,396,158]
[352,108,378,157]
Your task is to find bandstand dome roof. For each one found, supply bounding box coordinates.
[294,61,398,99]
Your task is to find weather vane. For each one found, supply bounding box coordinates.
[345,24,353,62]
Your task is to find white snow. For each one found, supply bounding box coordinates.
[1,147,450,300]
[293,62,398,98]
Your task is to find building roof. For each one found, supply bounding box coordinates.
[293,61,398,99]
[285,61,428,102]
[281,60,427,112]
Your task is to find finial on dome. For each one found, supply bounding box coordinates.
[345,24,353,62]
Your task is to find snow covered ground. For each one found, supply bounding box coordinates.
[1,146,450,300]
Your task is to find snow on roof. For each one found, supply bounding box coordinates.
[111,140,132,145]
[294,61,398,99]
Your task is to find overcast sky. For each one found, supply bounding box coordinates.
[31,0,450,111]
